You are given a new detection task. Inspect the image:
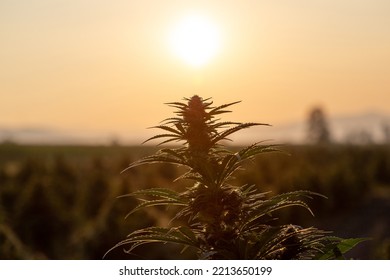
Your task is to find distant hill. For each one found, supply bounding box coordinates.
[233,111,390,144]
[1,111,390,145]
[0,127,111,145]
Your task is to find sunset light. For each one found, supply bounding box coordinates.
[169,14,221,67]
[1,0,389,143]
[1,1,390,270]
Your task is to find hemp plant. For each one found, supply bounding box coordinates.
[107,95,364,259]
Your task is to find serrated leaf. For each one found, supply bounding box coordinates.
[208,101,241,115]
[317,237,370,260]
[121,153,192,173]
[124,199,186,219]
[241,191,324,231]
[211,123,268,145]
[104,226,201,258]
[177,226,198,243]
[119,187,184,201]
[142,133,181,144]
[152,125,182,136]
[165,102,187,109]
[175,122,186,134]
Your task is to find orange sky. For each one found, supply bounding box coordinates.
[1,0,390,143]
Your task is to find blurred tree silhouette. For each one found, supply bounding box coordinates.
[345,130,374,145]
[306,107,331,144]
[382,122,390,143]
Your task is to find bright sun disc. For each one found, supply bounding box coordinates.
[170,15,220,67]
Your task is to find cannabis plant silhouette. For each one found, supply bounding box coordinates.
[106,95,365,259]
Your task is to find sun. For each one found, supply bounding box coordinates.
[169,14,221,67]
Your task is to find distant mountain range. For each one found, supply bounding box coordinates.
[1,111,390,145]
[0,127,112,145]
[231,111,390,145]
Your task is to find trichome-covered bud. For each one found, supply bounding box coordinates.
[183,95,213,153]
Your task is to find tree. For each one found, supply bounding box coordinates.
[382,122,390,144]
[306,107,331,144]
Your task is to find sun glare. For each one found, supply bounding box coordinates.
[169,14,221,67]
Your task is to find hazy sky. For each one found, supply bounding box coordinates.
[1,0,390,142]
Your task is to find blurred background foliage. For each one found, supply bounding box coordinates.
[0,143,389,259]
